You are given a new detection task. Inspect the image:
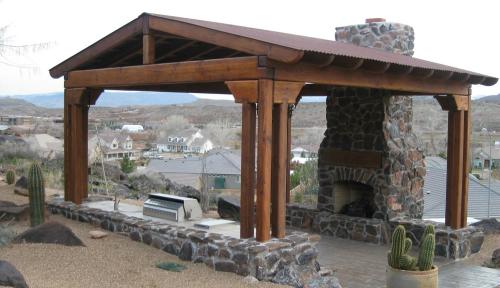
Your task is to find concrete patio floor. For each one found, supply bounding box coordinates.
[86,200,500,287]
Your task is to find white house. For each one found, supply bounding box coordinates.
[156,129,213,154]
[121,124,144,133]
[291,146,318,164]
[90,132,140,162]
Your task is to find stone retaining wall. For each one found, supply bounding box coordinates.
[48,200,336,287]
[286,205,484,259]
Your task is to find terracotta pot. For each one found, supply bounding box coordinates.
[386,265,438,288]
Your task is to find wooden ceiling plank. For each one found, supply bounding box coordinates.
[50,17,144,78]
[155,40,197,62]
[149,15,304,64]
[185,46,220,61]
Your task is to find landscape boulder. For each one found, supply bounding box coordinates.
[0,260,28,288]
[89,230,108,239]
[0,201,29,221]
[217,195,241,220]
[13,176,28,196]
[13,221,85,246]
[471,218,500,234]
[492,248,500,268]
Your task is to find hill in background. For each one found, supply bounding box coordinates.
[4,91,198,108]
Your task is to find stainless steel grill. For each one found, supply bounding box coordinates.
[143,193,202,222]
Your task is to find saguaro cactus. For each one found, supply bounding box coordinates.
[6,170,15,185]
[417,233,435,271]
[28,162,45,227]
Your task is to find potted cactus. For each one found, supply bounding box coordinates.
[386,225,438,288]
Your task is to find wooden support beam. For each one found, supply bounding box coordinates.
[435,95,469,111]
[271,103,288,238]
[65,56,270,89]
[318,148,383,169]
[226,80,258,103]
[461,96,472,227]
[268,60,470,96]
[143,34,156,64]
[286,106,292,204]
[256,79,273,242]
[240,102,257,238]
[273,81,305,104]
[64,88,94,204]
[445,109,465,229]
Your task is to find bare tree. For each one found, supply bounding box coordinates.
[156,115,191,138]
[0,14,52,71]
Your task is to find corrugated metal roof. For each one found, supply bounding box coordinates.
[50,13,497,87]
[423,157,500,219]
[149,13,497,84]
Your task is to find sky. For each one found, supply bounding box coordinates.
[0,0,498,99]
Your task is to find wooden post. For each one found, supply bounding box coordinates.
[64,88,102,204]
[286,106,292,203]
[64,89,88,204]
[256,79,273,242]
[225,80,258,239]
[445,109,465,229]
[460,96,472,227]
[143,34,155,65]
[271,103,288,238]
[240,103,257,238]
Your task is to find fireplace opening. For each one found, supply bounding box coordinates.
[334,181,376,218]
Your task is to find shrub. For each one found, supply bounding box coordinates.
[120,155,135,174]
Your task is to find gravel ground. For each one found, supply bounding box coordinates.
[0,183,284,288]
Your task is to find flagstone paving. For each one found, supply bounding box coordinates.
[317,236,500,288]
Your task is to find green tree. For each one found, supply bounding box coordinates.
[120,155,135,174]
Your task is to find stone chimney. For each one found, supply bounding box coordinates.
[317,19,425,220]
[335,18,415,56]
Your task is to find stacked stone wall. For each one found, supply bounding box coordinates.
[48,200,332,287]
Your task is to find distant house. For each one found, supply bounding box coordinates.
[90,132,140,162]
[0,115,34,126]
[156,129,213,154]
[121,124,144,133]
[423,156,500,220]
[291,146,318,164]
[145,149,241,190]
[473,146,500,170]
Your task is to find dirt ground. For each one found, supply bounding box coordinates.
[0,182,284,288]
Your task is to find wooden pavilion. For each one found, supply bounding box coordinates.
[50,13,498,242]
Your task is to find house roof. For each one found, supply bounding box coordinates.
[96,132,130,145]
[146,149,241,175]
[49,13,497,88]
[423,157,500,218]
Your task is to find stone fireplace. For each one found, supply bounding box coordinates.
[317,87,426,220]
[285,18,484,258]
[316,18,426,221]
